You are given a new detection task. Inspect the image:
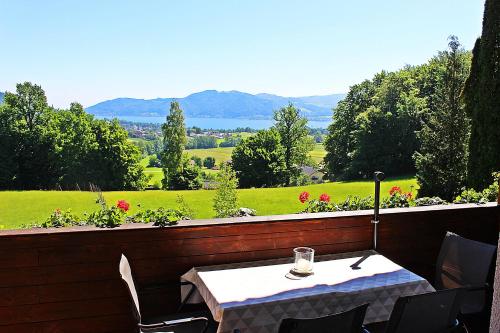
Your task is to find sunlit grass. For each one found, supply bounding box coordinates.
[0,176,417,229]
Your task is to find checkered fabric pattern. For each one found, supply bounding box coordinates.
[181,250,435,333]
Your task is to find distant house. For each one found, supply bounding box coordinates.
[300,166,324,183]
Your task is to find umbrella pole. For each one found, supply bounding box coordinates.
[372,171,385,250]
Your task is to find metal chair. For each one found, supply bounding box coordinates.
[435,231,496,314]
[119,254,210,333]
[278,303,369,333]
[383,289,464,333]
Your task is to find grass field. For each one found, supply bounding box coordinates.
[0,177,417,229]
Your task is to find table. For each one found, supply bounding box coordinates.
[181,250,435,333]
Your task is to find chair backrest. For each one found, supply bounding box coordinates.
[278,303,368,333]
[119,254,141,324]
[385,289,463,333]
[435,231,496,313]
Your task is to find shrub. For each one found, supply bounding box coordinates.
[336,196,374,211]
[203,156,216,169]
[414,197,448,206]
[38,209,83,228]
[454,172,499,204]
[213,163,239,218]
[130,207,185,227]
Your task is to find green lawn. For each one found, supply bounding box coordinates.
[0,177,417,230]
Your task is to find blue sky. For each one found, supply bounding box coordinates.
[0,0,485,108]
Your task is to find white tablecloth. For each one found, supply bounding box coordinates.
[181,250,435,333]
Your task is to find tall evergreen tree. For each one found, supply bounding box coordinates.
[161,101,187,189]
[414,37,472,200]
[464,0,500,190]
[273,103,313,185]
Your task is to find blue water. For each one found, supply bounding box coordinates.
[103,115,331,129]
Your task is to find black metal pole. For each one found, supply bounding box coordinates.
[372,171,385,250]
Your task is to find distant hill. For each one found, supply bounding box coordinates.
[86,90,345,120]
[0,92,4,104]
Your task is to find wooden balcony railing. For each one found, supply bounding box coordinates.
[0,203,498,333]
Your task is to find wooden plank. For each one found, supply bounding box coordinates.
[0,297,130,326]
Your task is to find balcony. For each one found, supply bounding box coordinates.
[0,203,498,332]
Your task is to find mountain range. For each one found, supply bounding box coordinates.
[85,90,345,120]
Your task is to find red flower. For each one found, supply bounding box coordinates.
[116,200,130,212]
[389,186,402,196]
[405,192,413,199]
[319,193,330,203]
[299,191,310,203]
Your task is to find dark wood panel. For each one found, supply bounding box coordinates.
[0,297,130,325]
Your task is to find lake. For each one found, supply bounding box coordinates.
[102,115,331,129]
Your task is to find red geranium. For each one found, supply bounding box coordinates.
[299,191,310,203]
[319,193,330,202]
[389,186,402,196]
[116,200,130,212]
[405,192,413,199]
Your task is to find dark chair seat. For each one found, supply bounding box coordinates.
[382,289,464,333]
[278,303,369,333]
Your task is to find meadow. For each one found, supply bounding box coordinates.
[0,176,417,230]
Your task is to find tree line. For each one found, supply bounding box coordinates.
[0,83,148,190]
[324,30,499,199]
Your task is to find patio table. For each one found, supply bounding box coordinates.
[181,250,435,333]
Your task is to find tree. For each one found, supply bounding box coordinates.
[0,83,148,190]
[167,155,203,190]
[414,37,472,200]
[161,101,187,189]
[231,129,286,188]
[213,162,238,218]
[273,103,314,185]
[464,0,500,190]
[190,155,202,167]
[324,80,377,180]
[203,156,216,169]
[148,154,161,167]
[90,119,149,190]
[3,82,57,188]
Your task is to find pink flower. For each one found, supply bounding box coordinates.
[319,193,330,203]
[116,200,130,212]
[299,191,310,203]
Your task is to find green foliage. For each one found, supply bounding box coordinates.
[161,101,187,189]
[335,196,374,211]
[414,197,448,206]
[167,155,203,190]
[37,209,83,228]
[203,156,216,169]
[464,0,500,190]
[414,37,471,200]
[454,173,499,203]
[186,136,218,149]
[148,154,162,167]
[86,206,125,228]
[273,103,314,185]
[213,163,239,218]
[190,155,202,167]
[0,83,148,190]
[219,135,242,147]
[324,41,472,186]
[232,129,286,188]
[131,207,185,227]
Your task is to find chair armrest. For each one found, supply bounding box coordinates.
[140,317,208,332]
